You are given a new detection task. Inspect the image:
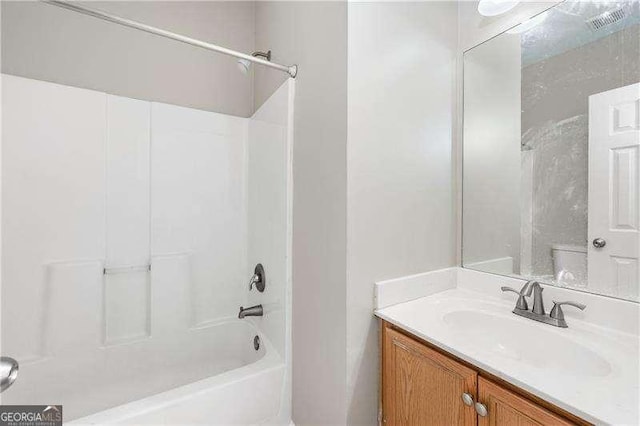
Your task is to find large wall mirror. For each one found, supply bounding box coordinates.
[462,1,639,302]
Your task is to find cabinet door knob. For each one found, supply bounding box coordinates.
[475,402,488,417]
[461,392,474,406]
[592,238,606,248]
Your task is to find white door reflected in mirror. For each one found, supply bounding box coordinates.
[588,83,640,300]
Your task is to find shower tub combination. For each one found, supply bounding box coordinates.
[2,2,295,422]
[1,73,294,424]
[1,75,294,424]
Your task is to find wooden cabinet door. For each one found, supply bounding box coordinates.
[477,378,576,426]
[383,326,478,426]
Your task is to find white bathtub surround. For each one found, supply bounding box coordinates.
[2,75,107,365]
[151,101,248,326]
[247,80,295,361]
[1,74,293,424]
[374,267,639,425]
[246,80,295,425]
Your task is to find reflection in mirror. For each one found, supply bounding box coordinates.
[463,1,640,301]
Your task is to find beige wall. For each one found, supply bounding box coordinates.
[254,2,349,425]
[253,2,290,111]
[1,1,255,117]
[347,2,458,424]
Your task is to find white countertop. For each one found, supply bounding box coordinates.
[375,287,640,425]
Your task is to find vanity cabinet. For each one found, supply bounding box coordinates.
[382,326,477,425]
[381,321,587,426]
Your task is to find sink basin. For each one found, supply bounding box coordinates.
[443,310,612,377]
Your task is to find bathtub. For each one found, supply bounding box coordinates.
[71,320,286,425]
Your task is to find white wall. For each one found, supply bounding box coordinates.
[455,1,562,262]
[462,34,521,272]
[347,2,458,424]
[1,1,255,117]
[254,3,348,425]
[255,4,459,424]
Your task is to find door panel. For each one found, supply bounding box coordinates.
[478,377,575,426]
[383,327,477,426]
[588,83,640,300]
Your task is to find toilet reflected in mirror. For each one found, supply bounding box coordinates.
[551,244,587,288]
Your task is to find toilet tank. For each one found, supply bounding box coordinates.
[551,244,587,287]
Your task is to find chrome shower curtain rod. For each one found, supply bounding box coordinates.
[42,0,298,78]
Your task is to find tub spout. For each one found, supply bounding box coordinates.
[238,304,263,319]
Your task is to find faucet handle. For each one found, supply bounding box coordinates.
[550,301,586,321]
[249,274,260,290]
[501,286,528,310]
[248,264,266,292]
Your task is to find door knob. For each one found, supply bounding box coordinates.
[592,238,606,248]
[475,402,488,417]
[461,392,474,406]
[0,356,19,392]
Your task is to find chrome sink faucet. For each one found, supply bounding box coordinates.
[501,281,586,328]
[523,280,545,315]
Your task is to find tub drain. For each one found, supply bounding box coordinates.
[253,335,260,351]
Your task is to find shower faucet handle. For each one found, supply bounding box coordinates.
[248,264,266,292]
[249,274,260,290]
